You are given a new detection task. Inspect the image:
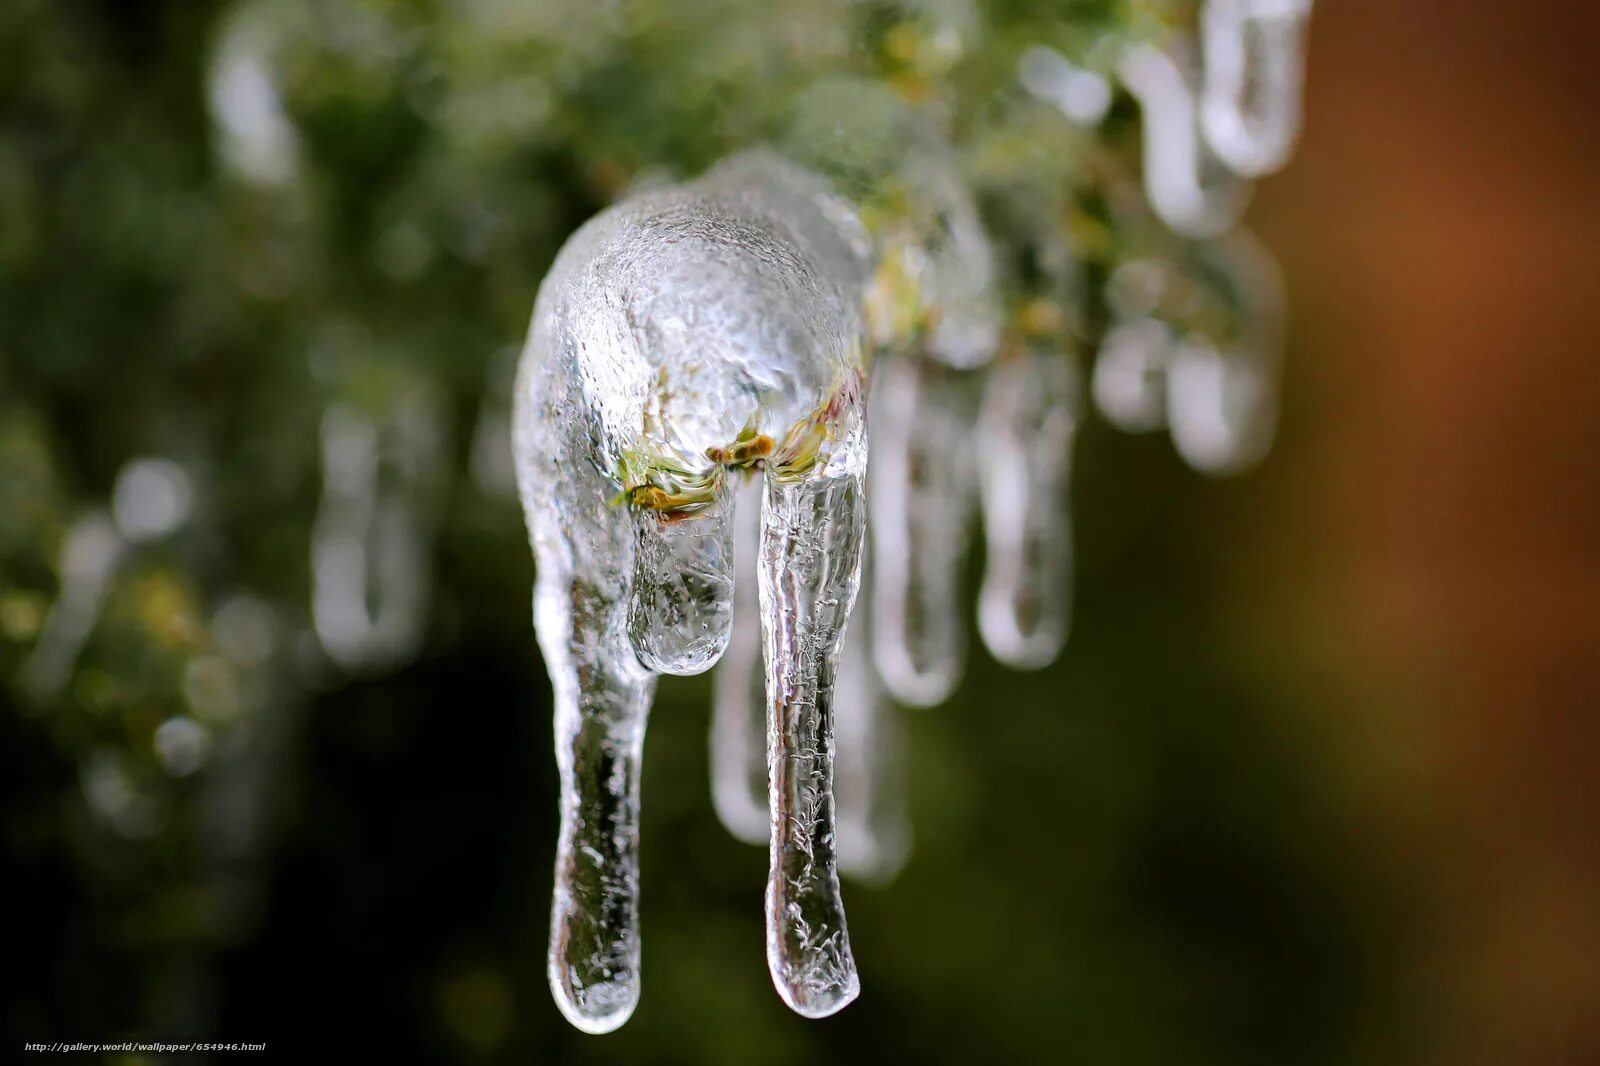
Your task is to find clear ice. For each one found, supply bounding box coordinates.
[514,152,870,1031]
[759,465,866,1017]
[1094,260,1180,434]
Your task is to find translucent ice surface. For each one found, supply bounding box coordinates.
[628,490,737,675]
[978,350,1080,670]
[514,155,870,1031]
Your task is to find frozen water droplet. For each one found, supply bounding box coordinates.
[1201,0,1314,178]
[869,354,979,707]
[1118,41,1252,238]
[978,350,1079,670]
[628,485,737,675]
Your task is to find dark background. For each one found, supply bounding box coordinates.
[4,1,1598,1063]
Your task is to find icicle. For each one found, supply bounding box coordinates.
[1092,319,1174,432]
[833,568,911,883]
[24,458,194,701]
[869,354,980,707]
[310,388,447,673]
[713,484,909,883]
[1118,40,1252,238]
[515,156,870,1032]
[1167,230,1287,474]
[710,473,772,846]
[760,463,866,1018]
[1093,259,1178,433]
[1200,0,1314,178]
[977,350,1079,670]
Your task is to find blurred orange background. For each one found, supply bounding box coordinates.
[1249,2,1600,1061]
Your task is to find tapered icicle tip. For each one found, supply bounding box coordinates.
[766,926,861,1019]
[548,966,639,1035]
